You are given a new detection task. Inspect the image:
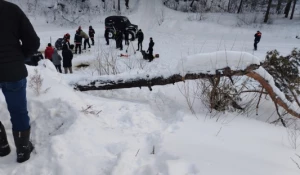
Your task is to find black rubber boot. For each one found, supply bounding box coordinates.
[0,122,11,157]
[13,129,34,163]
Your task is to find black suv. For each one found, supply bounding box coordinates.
[104,16,138,41]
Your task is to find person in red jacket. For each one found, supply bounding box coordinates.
[44,43,54,61]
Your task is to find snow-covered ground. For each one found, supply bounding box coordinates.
[1,0,300,174]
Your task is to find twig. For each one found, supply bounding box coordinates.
[216,127,222,136]
[151,146,155,154]
[135,149,140,157]
[256,87,264,115]
[291,157,300,170]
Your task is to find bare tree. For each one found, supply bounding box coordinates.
[264,0,273,23]
[237,0,243,13]
[276,0,283,14]
[290,0,297,19]
[285,0,292,18]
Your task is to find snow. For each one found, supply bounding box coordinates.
[1,0,300,174]
[178,51,261,74]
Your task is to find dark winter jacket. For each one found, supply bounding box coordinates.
[136,30,144,42]
[62,45,73,67]
[74,33,83,44]
[148,40,154,51]
[89,28,95,38]
[52,49,62,66]
[124,31,129,41]
[45,46,54,60]
[0,1,40,82]
[116,31,123,41]
[254,32,262,42]
[104,29,109,38]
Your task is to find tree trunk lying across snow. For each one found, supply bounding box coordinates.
[73,63,300,119]
[74,64,260,91]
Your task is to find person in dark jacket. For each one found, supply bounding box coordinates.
[62,44,73,74]
[74,30,83,54]
[89,26,95,46]
[115,30,123,50]
[52,49,62,73]
[0,1,40,163]
[104,29,109,45]
[124,31,129,45]
[254,31,262,51]
[147,37,155,62]
[45,43,54,61]
[63,33,71,49]
[136,29,144,51]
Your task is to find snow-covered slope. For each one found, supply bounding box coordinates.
[1,0,300,174]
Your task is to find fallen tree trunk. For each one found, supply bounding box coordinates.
[74,64,260,91]
[247,71,300,119]
[73,63,300,119]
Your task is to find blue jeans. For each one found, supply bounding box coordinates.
[0,78,30,131]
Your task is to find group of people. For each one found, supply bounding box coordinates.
[104,28,155,61]
[45,43,73,74]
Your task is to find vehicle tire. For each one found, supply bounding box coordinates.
[107,29,115,39]
[127,30,135,41]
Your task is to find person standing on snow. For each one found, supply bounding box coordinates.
[63,33,71,49]
[115,30,123,50]
[124,31,129,46]
[88,26,95,46]
[51,49,62,73]
[147,37,155,62]
[62,44,73,74]
[254,31,262,51]
[136,29,144,51]
[80,29,91,50]
[0,0,40,163]
[104,29,109,45]
[45,43,54,61]
[74,30,83,54]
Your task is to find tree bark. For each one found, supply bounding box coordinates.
[290,0,297,19]
[73,64,300,119]
[264,0,273,23]
[74,65,260,91]
[285,0,292,18]
[237,0,243,13]
[276,0,283,14]
[246,71,300,119]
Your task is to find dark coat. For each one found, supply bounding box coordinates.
[136,30,144,42]
[62,45,73,67]
[148,40,154,51]
[104,29,109,38]
[124,31,129,41]
[74,33,83,44]
[254,32,262,42]
[89,28,95,38]
[116,31,123,41]
[0,1,40,82]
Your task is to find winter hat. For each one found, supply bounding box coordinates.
[89,26,92,28]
